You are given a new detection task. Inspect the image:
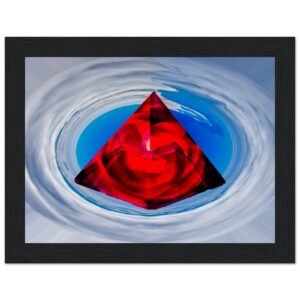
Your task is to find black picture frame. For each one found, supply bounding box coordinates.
[5,37,295,263]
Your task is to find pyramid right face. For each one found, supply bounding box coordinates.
[75,92,225,209]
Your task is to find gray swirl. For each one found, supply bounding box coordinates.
[25,57,274,242]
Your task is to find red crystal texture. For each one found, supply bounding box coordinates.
[75,92,225,209]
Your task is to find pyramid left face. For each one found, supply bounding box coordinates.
[75,92,225,209]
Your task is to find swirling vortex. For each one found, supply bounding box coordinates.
[25,58,274,242]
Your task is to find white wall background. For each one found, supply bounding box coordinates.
[0,1,298,299]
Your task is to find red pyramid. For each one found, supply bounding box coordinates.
[75,92,225,209]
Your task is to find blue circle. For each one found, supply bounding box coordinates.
[76,90,233,174]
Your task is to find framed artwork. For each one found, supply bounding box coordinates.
[5,37,295,263]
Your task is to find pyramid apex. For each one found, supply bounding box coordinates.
[149,91,159,96]
[147,91,165,105]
